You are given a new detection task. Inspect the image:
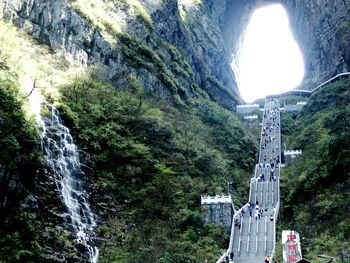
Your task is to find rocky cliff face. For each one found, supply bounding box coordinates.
[222,0,350,90]
[0,0,241,109]
[1,0,349,103]
[1,0,350,261]
[283,0,350,89]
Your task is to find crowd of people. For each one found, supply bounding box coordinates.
[246,201,275,222]
[218,100,281,263]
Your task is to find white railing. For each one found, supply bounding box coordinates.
[236,104,259,108]
[229,204,249,251]
[312,71,350,92]
[269,200,280,262]
[269,105,281,262]
[216,99,283,263]
[201,195,232,204]
[244,115,259,120]
[254,164,259,179]
[267,72,350,98]
[284,150,302,156]
[258,98,267,163]
[249,178,254,202]
[216,202,250,263]
[216,253,226,263]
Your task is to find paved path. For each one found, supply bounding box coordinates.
[217,99,281,263]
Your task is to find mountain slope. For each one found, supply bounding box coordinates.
[280,80,350,261]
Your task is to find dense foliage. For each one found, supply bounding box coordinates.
[58,77,258,262]
[280,80,350,262]
[0,60,43,262]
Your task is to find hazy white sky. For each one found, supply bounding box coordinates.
[234,4,304,103]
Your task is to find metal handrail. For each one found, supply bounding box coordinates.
[216,99,283,263]
[267,72,350,98]
[258,98,267,163]
[216,202,250,263]
[254,164,259,179]
[312,71,350,92]
[229,204,249,251]
[249,178,254,202]
[269,200,280,262]
[269,103,281,262]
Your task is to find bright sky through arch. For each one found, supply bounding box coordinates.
[235,4,304,103]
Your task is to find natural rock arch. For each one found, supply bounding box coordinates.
[220,0,350,89]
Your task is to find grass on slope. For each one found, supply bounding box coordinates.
[58,76,258,262]
[279,80,350,262]
[0,20,92,262]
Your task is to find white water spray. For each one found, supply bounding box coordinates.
[24,78,99,262]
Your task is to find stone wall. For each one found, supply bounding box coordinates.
[202,202,233,230]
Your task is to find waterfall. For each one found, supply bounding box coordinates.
[25,79,99,262]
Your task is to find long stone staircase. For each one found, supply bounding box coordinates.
[217,98,281,263]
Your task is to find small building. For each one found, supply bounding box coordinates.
[284,150,302,166]
[243,115,258,121]
[282,101,307,112]
[201,195,232,205]
[243,115,259,127]
[296,101,307,106]
[236,104,260,114]
[201,195,233,230]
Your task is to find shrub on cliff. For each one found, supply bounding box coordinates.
[280,79,350,261]
[58,76,257,262]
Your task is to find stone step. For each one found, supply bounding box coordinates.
[227,100,281,263]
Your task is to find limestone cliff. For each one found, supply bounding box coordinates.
[0,0,241,109]
[283,0,350,89]
[1,0,350,102]
[1,0,350,262]
[223,0,350,90]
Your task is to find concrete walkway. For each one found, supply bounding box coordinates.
[217,98,281,263]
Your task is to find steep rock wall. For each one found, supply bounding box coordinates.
[0,0,241,109]
[1,0,349,104]
[283,0,350,89]
[223,0,350,90]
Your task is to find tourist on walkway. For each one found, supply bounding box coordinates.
[255,210,259,221]
[248,203,253,217]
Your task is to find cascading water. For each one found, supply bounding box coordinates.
[26,79,99,262]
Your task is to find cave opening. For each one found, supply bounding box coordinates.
[233,4,304,103]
